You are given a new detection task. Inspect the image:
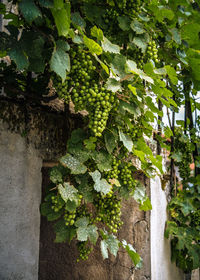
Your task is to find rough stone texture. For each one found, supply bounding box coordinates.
[150,175,184,280]
[191,269,200,280]
[0,127,42,280]
[39,169,151,280]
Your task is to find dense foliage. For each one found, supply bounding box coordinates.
[0,0,200,272]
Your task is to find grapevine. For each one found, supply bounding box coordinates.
[0,0,199,273]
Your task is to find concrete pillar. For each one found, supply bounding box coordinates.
[0,128,42,280]
[150,175,184,280]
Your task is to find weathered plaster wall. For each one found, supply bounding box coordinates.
[0,127,42,280]
[150,175,184,280]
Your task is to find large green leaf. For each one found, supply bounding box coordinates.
[75,217,89,227]
[106,234,119,257]
[101,240,108,259]
[101,233,119,259]
[71,12,86,29]
[54,219,76,243]
[60,154,87,174]
[126,60,153,84]
[51,2,70,37]
[117,16,131,31]
[104,132,117,154]
[102,37,120,54]
[75,218,98,244]
[181,23,200,48]
[132,34,149,53]
[19,0,42,23]
[105,78,122,92]
[50,46,70,81]
[58,182,78,202]
[139,197,152,211]
[92,151,112,172]
[83,35,102,55]
[122,240,142,266]
[130,19,145,34]
[119,130,133,152]
[90,170,111,195]
[9,47,29,70]
[91,26,103,41]
[111,54,127,77]
[38,0,53,8]
[49,166,63,184]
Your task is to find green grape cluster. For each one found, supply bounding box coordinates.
[191,210,200,227]
[51,194,64,212]
[94,192,123,233]
[88,88,117,137]
[102,8,119,38]
[127,48,144,69]
[103,8,119,24]
[77,242,92,262]
[52,75,70,103]
[64,209,76,226]
[124,0,141,17]
[125,124,142,140]
[64,194,84,226]
[69,46,117,137]
[146,40,159,63]
[105,158,121,180]
[120,162,136,191]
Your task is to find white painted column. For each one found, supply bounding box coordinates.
[150,176,184,280]
[0,129,42,280]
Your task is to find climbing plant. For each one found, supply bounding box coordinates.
[0,0,199,271]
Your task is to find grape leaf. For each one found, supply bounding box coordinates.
[130,19,145,34]
[111,54,127,77]
[132,35,149,53]
[90,170,111,195]
[104,132,116,154]
[19,0,42,24]
[139,197,152,211]
[50,46,70,81]
[87,225,98,245]
[45,207,64,221]
[126,60,153,84]
[49,166,63,184]
[54,219,76,243]
[75,218,98,244]
[133,182,146,203]
[106,78,122,92]
[60,154,87,174]
[91,26,103,41]
[102,37,120,54]
[51,2,70,37]
[122,240,142,266]
[71,12,86,29]
[101,240,108,259]
[106,234,119,257]
[100,234,119,259]
[117,16,131,31]
[119,130,133,152]
[65,199,78,212]
[58,182,78,202]
[38,0,53,8]
[9,47,29,70]
[75,217,89,227]
[83,35,102,55]
[92,151,112,172]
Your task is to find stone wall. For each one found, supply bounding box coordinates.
[0,128,42,280]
